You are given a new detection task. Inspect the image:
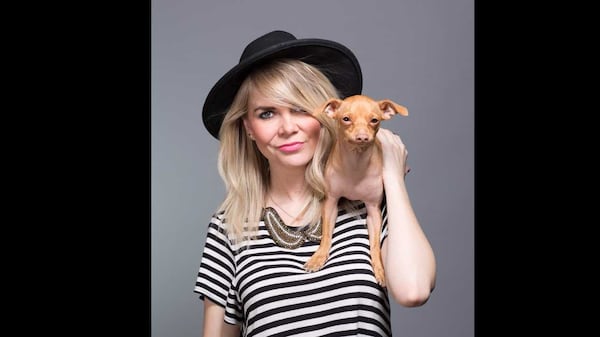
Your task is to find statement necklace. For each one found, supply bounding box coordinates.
[262,205,322,249]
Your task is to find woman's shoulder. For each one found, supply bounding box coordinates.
[206,211,229,235]
[336,198,387,221]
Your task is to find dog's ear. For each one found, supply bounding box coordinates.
[378,100,408,119]
[320,98,343,118]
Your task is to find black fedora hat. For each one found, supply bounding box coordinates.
[202,30,363,139]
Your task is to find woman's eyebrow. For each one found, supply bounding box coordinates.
[252,106,277,112]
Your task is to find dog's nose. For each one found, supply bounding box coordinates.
[355,133,370,142]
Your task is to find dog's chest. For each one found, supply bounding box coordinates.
[327,168,383,202]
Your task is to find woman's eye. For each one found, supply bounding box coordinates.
[259,110,274,119]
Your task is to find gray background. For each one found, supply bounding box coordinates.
[151,0,474,336]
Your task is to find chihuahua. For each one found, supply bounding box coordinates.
[304,94,408,286]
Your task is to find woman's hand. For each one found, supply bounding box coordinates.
[377,128,410,178]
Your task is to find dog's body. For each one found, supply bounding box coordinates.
[304,95,408,286]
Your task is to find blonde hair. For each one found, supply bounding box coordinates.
[216,59,339,243]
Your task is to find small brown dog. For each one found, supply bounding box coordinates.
[304,94,408,286]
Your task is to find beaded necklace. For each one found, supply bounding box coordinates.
[262,197,322,249]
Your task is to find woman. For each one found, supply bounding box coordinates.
[195,30,436,337]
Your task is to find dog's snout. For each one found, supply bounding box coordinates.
[354,133,371,142]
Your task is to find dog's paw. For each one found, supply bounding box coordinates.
[304,254,328,272]
[373,266,386,287]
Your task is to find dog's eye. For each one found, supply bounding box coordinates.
[370,118,379,124]
[342,116,351,122]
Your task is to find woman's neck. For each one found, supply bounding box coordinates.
[267,165,311,227]
[268,166,309,200]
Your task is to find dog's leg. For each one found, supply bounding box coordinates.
[304,196,338,272]
[366,203,385,287]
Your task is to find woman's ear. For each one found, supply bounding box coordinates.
[242,118,254,140]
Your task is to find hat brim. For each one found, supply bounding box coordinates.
[202,38,362,139]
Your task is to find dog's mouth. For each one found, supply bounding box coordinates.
[344,138,374,152]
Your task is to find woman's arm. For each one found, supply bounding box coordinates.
[203,298,240,337]
[378,128,437,307]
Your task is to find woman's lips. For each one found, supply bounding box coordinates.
[278,142,303,153]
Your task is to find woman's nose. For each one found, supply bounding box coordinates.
[278,113,299,135]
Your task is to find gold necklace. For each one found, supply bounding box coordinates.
[269,195,304,223]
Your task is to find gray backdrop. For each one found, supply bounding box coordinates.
[151,0,474,336]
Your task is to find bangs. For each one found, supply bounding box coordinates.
[248,69,303,109]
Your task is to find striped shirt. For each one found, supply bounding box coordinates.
[194,202,391,336]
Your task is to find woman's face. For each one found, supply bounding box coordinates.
[243,89,321,170]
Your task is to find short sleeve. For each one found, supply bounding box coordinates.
[380,197,388,247]
[224,278,243,325]
[194,216,236,308]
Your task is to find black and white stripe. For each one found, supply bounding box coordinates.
[195,202,391,337]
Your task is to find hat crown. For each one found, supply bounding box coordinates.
[240,30,297,63]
